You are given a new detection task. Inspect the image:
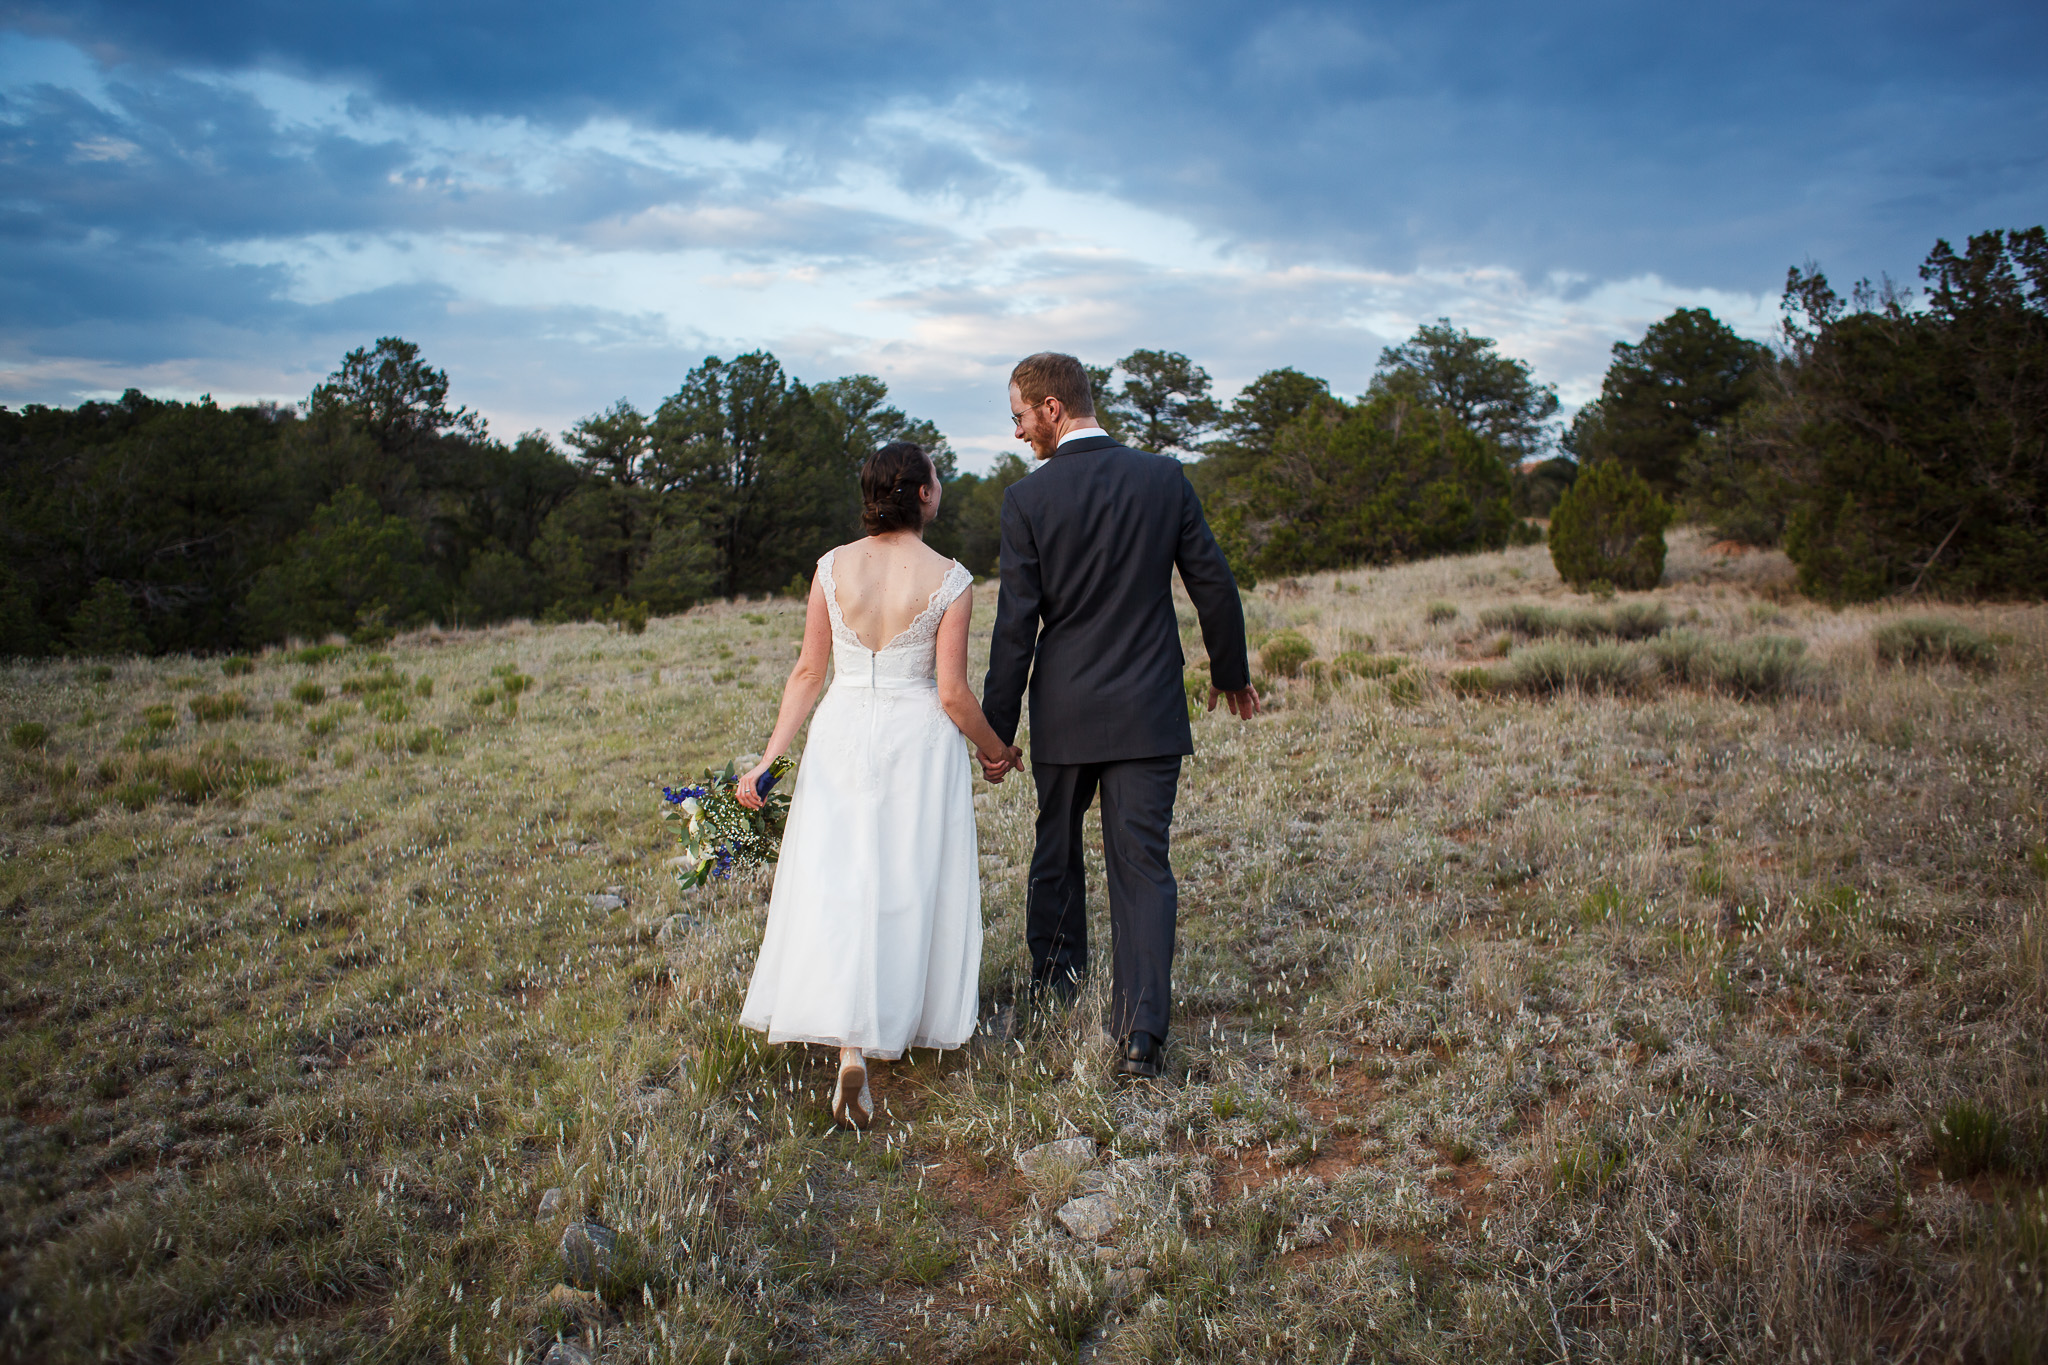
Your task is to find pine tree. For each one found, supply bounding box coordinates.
[67,579,149,656]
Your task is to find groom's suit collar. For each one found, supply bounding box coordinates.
[1050,433,1119,457]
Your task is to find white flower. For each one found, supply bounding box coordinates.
[680,797,701,817]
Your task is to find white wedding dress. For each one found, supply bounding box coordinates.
[738,549,982,1058]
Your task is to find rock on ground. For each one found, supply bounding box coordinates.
[1017,1136,1098,1177]
[536,1187,565,1219]
[1055,1193,1119,1242]
[542,1284,600,1319]
[558,1221,617,1288]
[1104,1266,1152,1302]
[655,914,701,945]
[623,1087,672,1116]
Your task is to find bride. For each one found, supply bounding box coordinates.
[735,441,1023,1128]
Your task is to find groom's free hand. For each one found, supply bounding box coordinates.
[1208,684,1263,718]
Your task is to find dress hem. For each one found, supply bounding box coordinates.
[739,1017,973,1060]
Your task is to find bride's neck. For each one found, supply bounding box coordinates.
[868,528,925,546]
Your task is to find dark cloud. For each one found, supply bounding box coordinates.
[3,0,2044,459]
[11,0,2044,281]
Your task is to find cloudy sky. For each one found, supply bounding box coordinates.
[3,1,2042,470]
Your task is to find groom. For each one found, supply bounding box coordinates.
[980,351,1260,1080]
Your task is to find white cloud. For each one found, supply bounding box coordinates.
[3,43,1787,470]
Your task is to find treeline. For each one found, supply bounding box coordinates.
[1564,226,2046,601]
[0,343,1028,656]
[1111,225,2045,603]
[5,225,2037,656]
[1078,328,1565,586]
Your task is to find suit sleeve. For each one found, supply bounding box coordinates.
[980,488,1041,747]
[1175,475,1251,693]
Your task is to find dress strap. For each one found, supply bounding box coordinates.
[931,561,973,616]
[818,548,852,642]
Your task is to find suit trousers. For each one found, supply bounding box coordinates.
[1026,755,1181,1043]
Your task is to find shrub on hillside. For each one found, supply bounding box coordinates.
[1548,462,1672,592]
[1470,630,1817,702]
[1497,642,1646,695]
[1872,617,1998,671]
[1710,636,1814,700]
[1259,632,1316,678]
[1479,601,1672,642]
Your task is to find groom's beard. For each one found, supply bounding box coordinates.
[1023,419,1059,460]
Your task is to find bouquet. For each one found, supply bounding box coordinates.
[662,755,794,889]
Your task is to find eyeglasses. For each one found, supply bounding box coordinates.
[1010,397,1050,426]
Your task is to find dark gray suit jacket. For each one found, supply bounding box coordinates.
[982,435,1250,765]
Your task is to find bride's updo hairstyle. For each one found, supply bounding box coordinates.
[860,441,934,536]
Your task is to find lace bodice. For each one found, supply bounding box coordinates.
[818,548,973,686]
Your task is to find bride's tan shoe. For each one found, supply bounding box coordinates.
[832,1060,873,1130]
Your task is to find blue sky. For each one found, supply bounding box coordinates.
[3,1,2042,470]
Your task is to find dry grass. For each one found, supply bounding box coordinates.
[2,528,2044,1362]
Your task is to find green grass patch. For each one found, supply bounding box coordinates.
[489,665,533,696]
[187,691,248,723]
[1448,666,1497,696]
[290,681,327,706]
[220,655,254,677]
[1332,651,1405,679]
[123,741,286,804]
[1933,1100,2011,1180]
[339,669,403,696]
[8,720,49,750]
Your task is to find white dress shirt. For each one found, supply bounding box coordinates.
[1055,426,1110,449]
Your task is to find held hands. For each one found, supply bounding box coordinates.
[977,744,1026,784]
[735,757,775,810]
[1208,684,1263,719]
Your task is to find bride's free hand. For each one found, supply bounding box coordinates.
[735,757,778,810]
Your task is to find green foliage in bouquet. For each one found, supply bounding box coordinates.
[662,755,794,889]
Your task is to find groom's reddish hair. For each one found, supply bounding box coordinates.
[1010,352,1096,417]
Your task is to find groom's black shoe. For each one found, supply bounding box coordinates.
[1114,1032,1163,1082]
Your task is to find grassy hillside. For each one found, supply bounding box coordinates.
[2,530,2043,1363]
